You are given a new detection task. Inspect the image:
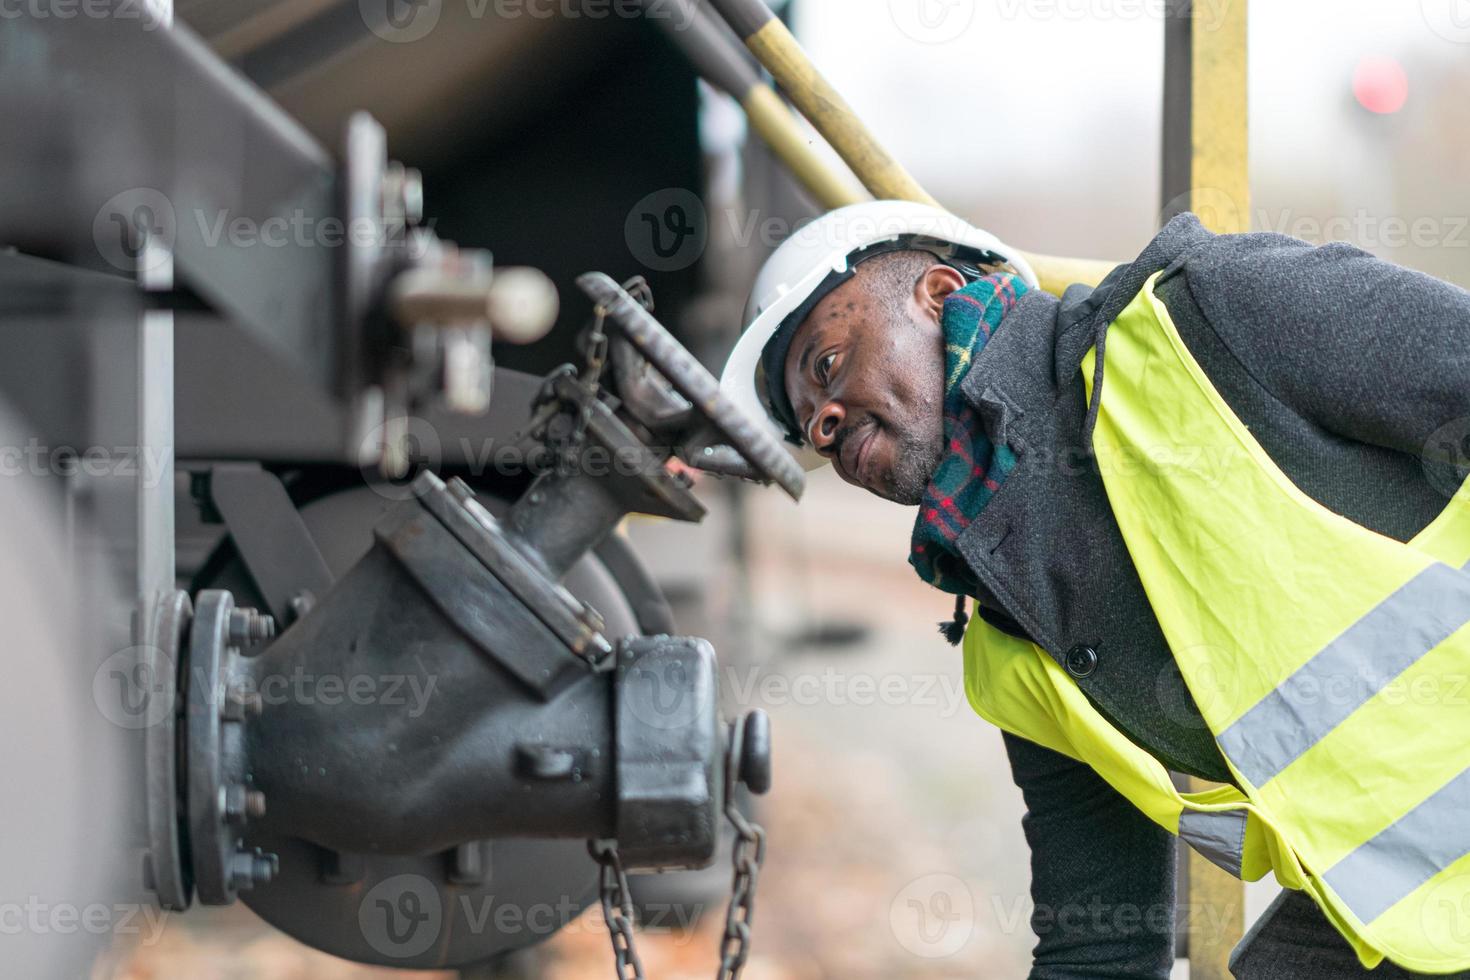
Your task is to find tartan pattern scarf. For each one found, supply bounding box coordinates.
[908,273,1028,621]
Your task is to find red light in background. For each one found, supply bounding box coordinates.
[1353,55,1409,115]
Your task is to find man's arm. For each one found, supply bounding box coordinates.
[1003,733,1177,980]
[1175,233,1470,465]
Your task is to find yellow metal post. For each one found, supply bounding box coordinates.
[1165,0,1250,976]
[738,84,867,210]
[1188,1,1250,235]
[649,0,869,210]
[702,0,1118,294]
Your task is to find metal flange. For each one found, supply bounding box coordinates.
[141,589,193,911]
[186,589,278,905]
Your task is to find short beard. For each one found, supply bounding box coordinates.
[886,427,944,506]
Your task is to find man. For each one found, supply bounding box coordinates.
[719,201,1470,979]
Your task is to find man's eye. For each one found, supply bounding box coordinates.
[817,352,836,385]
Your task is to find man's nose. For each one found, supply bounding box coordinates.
[809,400,844,454]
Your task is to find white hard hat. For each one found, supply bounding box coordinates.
[718,200,1036,471]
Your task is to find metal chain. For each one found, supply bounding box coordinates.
[563,275,649,475]
[589,840,646,980]
[589,795,766,980]
[556,307,608,477]
[717,795,766,979]
[580,275,650,391]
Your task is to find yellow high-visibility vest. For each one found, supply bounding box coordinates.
[963,272,1470,972]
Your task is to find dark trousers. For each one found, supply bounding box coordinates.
[1231,889,1470,979]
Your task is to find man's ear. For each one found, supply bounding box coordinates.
[915,264,968,322]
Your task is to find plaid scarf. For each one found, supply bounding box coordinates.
[908,273,1028,624]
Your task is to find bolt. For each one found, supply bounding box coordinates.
[246,790,267,820]
[221,682,263,721]
[221,785,237,822]
[227,608,250,647]
[228,847,278,891]
[229,608,276,651]
[289,591,316,624]
[221,785,267,825]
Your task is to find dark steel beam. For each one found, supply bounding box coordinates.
[0,12,340,393]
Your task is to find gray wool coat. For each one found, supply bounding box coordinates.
[950,213,1470,978]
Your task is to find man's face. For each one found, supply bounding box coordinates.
[781,264,956,504]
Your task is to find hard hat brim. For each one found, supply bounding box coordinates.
[720,259,832,472]
[718,204,1039,476]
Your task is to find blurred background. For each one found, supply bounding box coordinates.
[6,0,1470,977]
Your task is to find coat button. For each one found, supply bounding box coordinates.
[1065,644,1099,678]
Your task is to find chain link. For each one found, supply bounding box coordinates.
[590,840,646,980]
[562,274,652,477]
[557,308,607,478]
[718,795,766,979]
[589,793,766,980]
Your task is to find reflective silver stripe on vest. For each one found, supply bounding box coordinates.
[1217,561,1470,788]
[1323,766,1470,924]
[1179,810,1246,878]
